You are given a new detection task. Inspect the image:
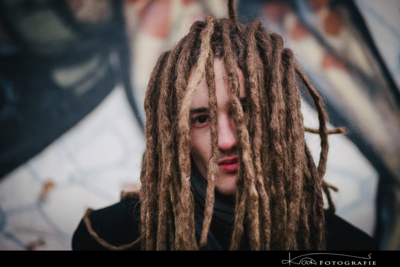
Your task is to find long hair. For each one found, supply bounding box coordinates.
[137,1,342,250]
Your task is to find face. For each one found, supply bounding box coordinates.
[189,58,246,195]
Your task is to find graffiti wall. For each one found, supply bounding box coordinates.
[0,0,398,250]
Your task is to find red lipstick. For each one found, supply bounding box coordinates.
[218,156,239,172]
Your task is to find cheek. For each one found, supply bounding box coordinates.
[190,130,211,165]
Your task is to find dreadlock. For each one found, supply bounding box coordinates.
[85,0,342,250]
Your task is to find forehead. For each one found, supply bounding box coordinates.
[189,58,245,109]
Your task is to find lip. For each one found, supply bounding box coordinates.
[218,156,239,172]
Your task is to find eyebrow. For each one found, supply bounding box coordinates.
[189,97,247,114]
[190,107,209,114]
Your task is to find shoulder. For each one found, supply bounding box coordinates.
[72,197,141,250]
[324,210,379,250]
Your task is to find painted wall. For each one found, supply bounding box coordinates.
[0,0,398,250]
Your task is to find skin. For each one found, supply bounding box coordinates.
[189,58,246,195]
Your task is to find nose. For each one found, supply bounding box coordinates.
[217,115,238,151]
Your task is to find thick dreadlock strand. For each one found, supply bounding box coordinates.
[322,181,337,212]
[254,26,273,215]
[178,14,216,250]
[220,19,248,250]
[245,20,271,250]
[295,64,329,179]
[155,35,190,250]
[176,21,207,103]
[266,32,288,250]
[228,0,238,25]
[305,145,326,250]
[306,127,346,135]
[297,189,311,249]
[302,145,317,241]
[281,48,305,250]
[142,50,171,249]
[83,209,141,250]
[171,21,206,250]
[199,52,218,248]
[295,63,336,216]
[297,95,326,250]
[220,19,261,250]
[168,181,179,247]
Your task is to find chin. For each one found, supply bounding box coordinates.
[215,173,237,195]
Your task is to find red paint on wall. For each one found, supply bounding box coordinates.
[182,0,195,5]
[140,0,171,38]
[261,2,290,24]
[324,10,344,36]
[322,53,346,69]
[291,21,309,41]
[308,0,329,12]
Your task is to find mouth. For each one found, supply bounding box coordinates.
[218,156,239,173]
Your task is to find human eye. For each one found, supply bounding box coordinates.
[192,114,209,127]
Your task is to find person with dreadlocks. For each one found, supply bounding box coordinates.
[72,0,378,250]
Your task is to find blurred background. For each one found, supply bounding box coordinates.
[0,0,399,250]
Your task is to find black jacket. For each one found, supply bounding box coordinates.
[72,196,379,250]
